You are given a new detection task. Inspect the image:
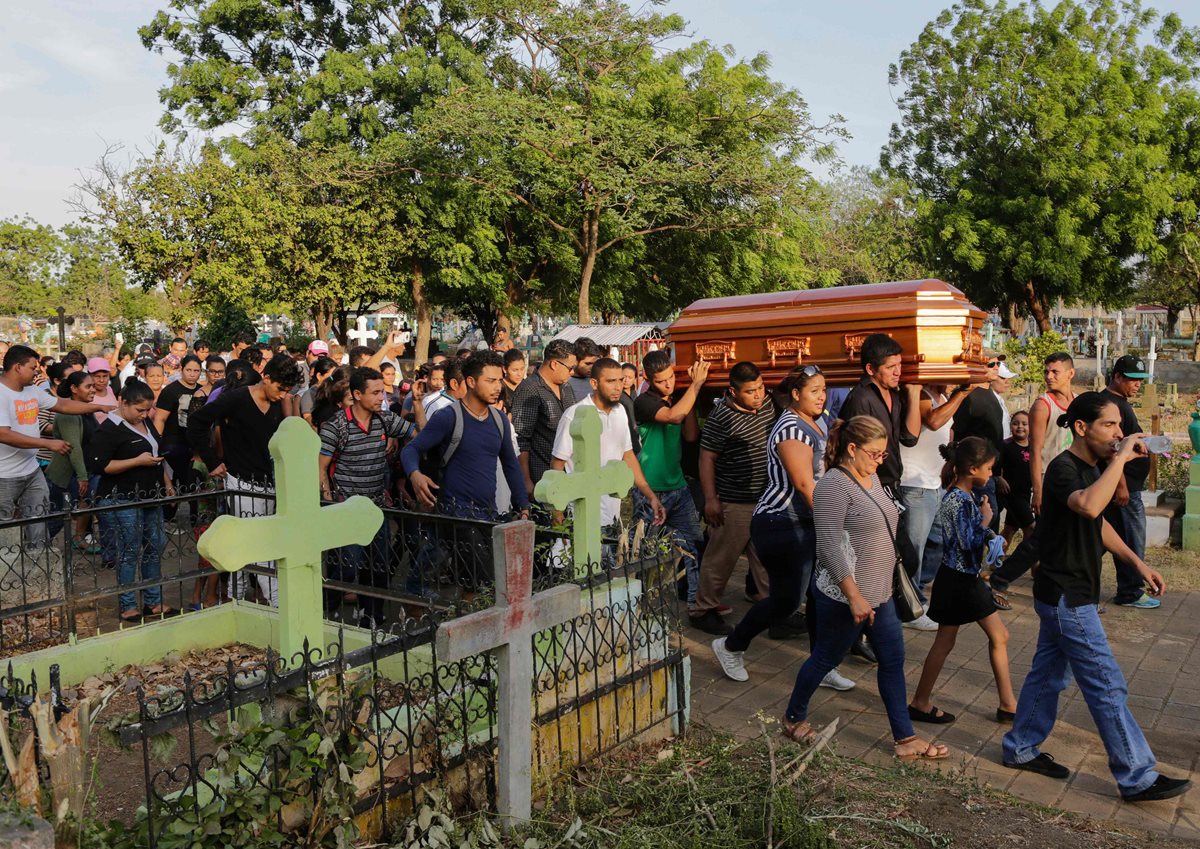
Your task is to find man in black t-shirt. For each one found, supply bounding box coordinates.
[1002,392,1190,804]
[1103,355,1157,609]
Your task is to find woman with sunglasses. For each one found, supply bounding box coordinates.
[778,414,949,760]
[713,365,853,690]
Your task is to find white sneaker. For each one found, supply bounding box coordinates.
[903,613,938,632]
[711,637,748,682]
[819,668,855,691]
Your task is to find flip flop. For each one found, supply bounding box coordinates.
[119,610,142,623]
[908,704,956,724]
[143,605,180,618]
[894,736,950,760]
[991,590,1012,611]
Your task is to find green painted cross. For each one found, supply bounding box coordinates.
[197,417,384,661]
[534,404,634,577]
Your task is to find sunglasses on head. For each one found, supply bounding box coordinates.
[798,365,822,377]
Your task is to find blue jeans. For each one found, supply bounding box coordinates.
[102,499,165,613]
[634,488,704,604]
[1003,597,1158,795]
[726,513,813,652]
[899,486,941,604]
[1106,490,1147,604]
[786,589,914,742]
[90,475,118,565]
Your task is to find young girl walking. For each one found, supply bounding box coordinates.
[909,437,1018,725]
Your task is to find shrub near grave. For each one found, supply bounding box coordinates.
[89,675,372,849]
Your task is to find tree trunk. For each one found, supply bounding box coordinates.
[1166,306,1180,338]
[311,302,334,344]
[412,260,431,365]
[335,309,349,347]
[1022,281,1051,334]
[577,206,600,325]
[578,253,595,326]
[1005,302,1022,334]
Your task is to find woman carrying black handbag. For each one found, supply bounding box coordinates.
[779,415,948,761]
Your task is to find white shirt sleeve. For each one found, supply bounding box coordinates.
[615,404,633,454]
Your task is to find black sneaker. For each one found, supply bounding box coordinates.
[1122,775,1192,803]
[849,635,877,664]
[689,609,731,636]
[1003,753,1070,780]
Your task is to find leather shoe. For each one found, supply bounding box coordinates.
[849,635,877,664]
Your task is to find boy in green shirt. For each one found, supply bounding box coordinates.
[633,351,709,610]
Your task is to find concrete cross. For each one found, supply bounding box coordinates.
[197,418,383,661]
[435,521,580,829]
[347,315,378,348]
[534,405,633,577]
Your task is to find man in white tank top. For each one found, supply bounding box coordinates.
[989,352,1075,598]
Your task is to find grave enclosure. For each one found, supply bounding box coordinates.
[0,413,689,846]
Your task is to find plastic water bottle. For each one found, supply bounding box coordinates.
[1142,435,1172,454]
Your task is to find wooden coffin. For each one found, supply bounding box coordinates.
[669,279,989,389]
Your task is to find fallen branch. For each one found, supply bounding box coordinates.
[682,766,718,831]
[807,812,945,846]
[782,717,839,787]
[760,719,778,849]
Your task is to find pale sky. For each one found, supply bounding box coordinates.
[2,0,1195,227]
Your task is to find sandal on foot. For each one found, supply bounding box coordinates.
[143,605,180,618]
[995,708,1016,723]
[894,736,950,760]
[991,590,1012,611]
[781,718,817,744]
[119,610,142,622]
[908,704,956,724]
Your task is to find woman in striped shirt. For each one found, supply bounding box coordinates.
[781,415,949,760]
[712,365,854,690]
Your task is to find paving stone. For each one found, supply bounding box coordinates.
[686,567,1200,839]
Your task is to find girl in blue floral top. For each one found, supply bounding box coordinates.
[908,437,1018,726]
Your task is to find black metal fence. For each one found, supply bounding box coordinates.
[0,497,686,846]
[0,489,596,650]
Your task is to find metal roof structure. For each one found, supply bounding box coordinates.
[549,324,666,347]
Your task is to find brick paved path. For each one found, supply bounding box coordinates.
[684,578,1200,840]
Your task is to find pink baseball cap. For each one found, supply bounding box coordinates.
[86,357,111,374]
[307,340,330,355]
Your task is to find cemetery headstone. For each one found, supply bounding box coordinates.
[347,316,378,348]
[197,418,384,660]
[435,521,580,829]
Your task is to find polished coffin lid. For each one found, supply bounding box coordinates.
[669,279,989,389]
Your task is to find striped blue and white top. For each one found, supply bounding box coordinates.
[753,411,826,521]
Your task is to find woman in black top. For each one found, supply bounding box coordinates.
[90,380,176,621]
[154,354,204,498]
[186,356,302,606]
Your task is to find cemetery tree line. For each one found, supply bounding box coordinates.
[8,0,1200,349]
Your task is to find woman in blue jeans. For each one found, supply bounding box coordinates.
[781,415,948,760]
[89,380,177,621]
[712,365,853,691]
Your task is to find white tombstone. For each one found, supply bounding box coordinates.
[347,316,378,348]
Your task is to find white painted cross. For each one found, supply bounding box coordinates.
[435,521,580,829]
[347,315,378,348]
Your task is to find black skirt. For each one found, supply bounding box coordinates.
[926,564,997,626]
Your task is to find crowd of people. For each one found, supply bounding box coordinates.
[0,326,1190,801]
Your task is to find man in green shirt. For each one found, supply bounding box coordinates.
[634,351,709,613]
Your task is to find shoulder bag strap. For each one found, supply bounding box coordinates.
[837,467,899,554]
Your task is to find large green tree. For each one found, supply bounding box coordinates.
[74,143,241,333]
[883,0,1198,331]
[407,0,836,324]
[139,0,502,360]
[0,218,62,316]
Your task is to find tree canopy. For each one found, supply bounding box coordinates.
[884,0,1200,331]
